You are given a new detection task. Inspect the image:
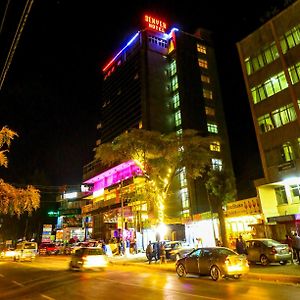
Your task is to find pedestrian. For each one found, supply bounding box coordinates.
[284,234,294,263]
[293,232,300,263]
[146,241,153,264]
[235,237,246,254]
[159,242,166,264]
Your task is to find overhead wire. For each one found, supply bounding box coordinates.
[0,0,35,92]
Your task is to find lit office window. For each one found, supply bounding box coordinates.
[211,158,223,171]
[205,106,215,116]
[181,187,189,209]
[201,74,210,83]
[198,58,208,69]
[175,110,182,126]
[171,76,178,91]
[210,141,221,152]
[281,142,295,162]
[203,89,213,99]
[258,114,274,133]
[197,44,207,54]
[288,62,300,84]
[172,93,180,109]
[207,123,218,133]
[275,186,288,205]
[176,129,183,136]
[272,103,297,127]
[179,167,187,187]
[170,60,177,76]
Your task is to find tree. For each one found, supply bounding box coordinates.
[95,129,215,225]
[0,126,40,218]
[205,168,236,247]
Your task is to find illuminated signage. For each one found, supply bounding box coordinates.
[144,15,167,33]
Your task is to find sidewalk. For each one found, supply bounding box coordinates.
[108,253,300,284]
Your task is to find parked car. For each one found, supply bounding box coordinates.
[164,241,194,260]
[69,247,108,271]
[0,247,15,258]
[245,238,292,266]
[13,241,38,262]
[175,247,249,281]
[39,242,59,255]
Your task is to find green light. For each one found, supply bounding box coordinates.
[48,211,59,217]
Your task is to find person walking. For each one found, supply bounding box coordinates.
[293,232,300,263]
[236,236,246,255]
[284,234,294,264]
[146,241,153,264]
[159,242,166,264]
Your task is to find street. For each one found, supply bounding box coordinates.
[0,256,300,299]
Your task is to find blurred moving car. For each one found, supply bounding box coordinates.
[164,241,194,261]
[39,242,59,255]
[13,241,38,262]
[245,238,292,266]
[69,247,108,271]
[0,247,15,258]
[176,247,249,281]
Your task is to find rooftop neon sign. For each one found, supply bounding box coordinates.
[144,15,167,33]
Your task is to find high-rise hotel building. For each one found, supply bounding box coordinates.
[237,1,300,229]
[83,15,234,243]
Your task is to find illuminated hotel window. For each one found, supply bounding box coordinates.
[181,187,189,209]
[275,186,288,205]
[148,35,168,48]
[210,141,220,152]
[198,58,208,69]
[205,106,215,116]
[211,158,222,171]
[251,71,288,104]
[171,76,178,91]
[288,62,300,84]
[201,74,210,83]
[207,123,218,133]
[203,89,213,99]
[172,93,180,109]
[175,110,182,126]
[170,60,177,76]
[272,103,297,128]
[281,142,295,162]
[197,43,206,54]
[258,114,274,133]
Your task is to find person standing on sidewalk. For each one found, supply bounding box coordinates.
[146,241,153,264]
[159,242,166,264]
[293,232,300,263]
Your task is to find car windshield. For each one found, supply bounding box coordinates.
[262,239,282,247]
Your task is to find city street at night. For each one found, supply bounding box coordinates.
[0,256,299,300]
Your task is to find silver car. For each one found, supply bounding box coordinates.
[245,238,292,266]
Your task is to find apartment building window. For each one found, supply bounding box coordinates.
[280,25,300,54]
[172,92,180,109]
[281,142,295,162]
[198,58,208,69]
[205,106,215,116]
[175,110,182,127]
[203,89,213,99]
[207,123,218,133]
[201,74,210,83]
[197,43,207,54]
[171,76,178,91]
[272,103,297,127]
[210,141,221,152]
[251,71,288,104]
[275,186,288,205]
[179,167,187,188]
[170,60,177,76]
[258,113,274,133]
[181,187,189,209]
[212,158,223,171]
[290,184,300,203]
[288,62,300,84]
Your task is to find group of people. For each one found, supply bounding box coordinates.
[146,241,167,264]
[284,232,300,263]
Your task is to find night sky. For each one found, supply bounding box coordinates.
[0,0,293,199]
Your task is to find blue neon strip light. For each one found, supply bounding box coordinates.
[102,31,140,72]
[167,27,179,39]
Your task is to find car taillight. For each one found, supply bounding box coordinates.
[270,247,277,255]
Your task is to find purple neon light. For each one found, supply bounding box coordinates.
[84,160,143,192]
[102,31,140,72]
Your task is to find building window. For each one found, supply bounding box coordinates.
[176,129,183,136]
[211,158,222,171]
[207,123,218,133]
[203,89,213,99]
[272,103,297,128]
[288,62,300,84]
[171,76,178,91]
[172,93,180,109]
[197,43,206,54]
[179,167,187,188]
[210,141,221,152]
[170,60,177,76]
[175,110,182,127]
[290,184,300,203]
[275,186,288,205]
[182,209,190,218]
[258,114,274,133]
[148,35,168,48]
[201,75,210,83]
[205,106,215,116]
[281,142,295,162]
[198,58,208,69]
[181,187,189,209]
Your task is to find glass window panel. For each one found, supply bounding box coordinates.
[286,33,295,48]
[280,38,288,54]
[293,27,300,45]
[173,93,180,109]
[288,66,299,84]
[245,58,252,75]
[251,87,259,104]
[252,57,260,71]
[258,86,266,101]
[257,54,264,68]
[270,43,279,59]
[265,80,274,97]
[272,109,282,127]
[264,49,273,64]
[278,72,288,89]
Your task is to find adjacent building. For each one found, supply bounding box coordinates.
[82,14,235,247]
[237,0,300,239]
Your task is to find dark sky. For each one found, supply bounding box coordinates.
[0,0,292,198]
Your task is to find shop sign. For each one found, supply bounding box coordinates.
[226,198,261,217]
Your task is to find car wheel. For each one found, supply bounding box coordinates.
[176,264,186,277]
[279,260,287,265]
[233,274,241,279]
[260,255,269,266]
[210,265,221,281]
